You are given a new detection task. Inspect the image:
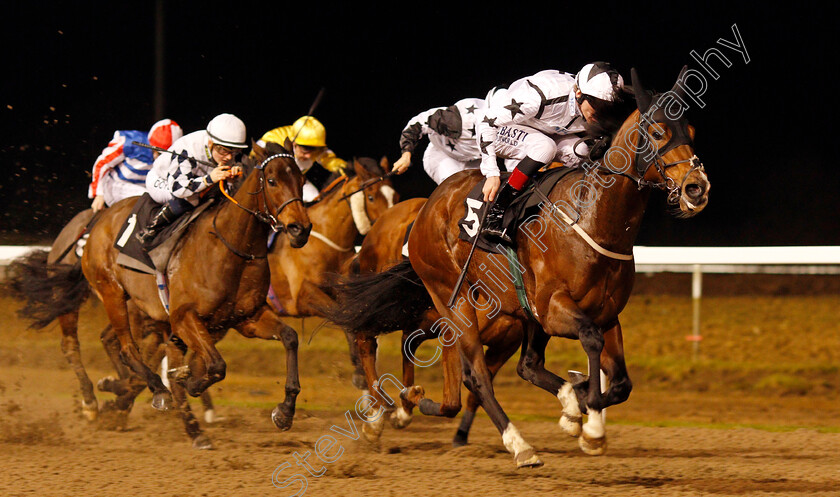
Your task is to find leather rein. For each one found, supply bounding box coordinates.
[213,153,304,260]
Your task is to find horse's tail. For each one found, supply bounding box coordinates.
[321,259,432,335]
[5,249,90,329]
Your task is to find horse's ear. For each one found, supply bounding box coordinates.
[380,155,390,172]
[353,157,369,178]
[671,65,689,101]
[631,67,651,113]
[283,137,294,155]
[251,138,265,159]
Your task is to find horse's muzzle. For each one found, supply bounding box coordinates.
[678,170,710,215]
[286,223,312,248]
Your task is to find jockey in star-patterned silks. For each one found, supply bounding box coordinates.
[392,97,488,185]
[476,62,627,243]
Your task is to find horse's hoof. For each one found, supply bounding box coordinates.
[96,376,117,393]
[579,432,607,455]
[81,399,99,422]
[192,435,214,450]
[151,391,173,411]
[271,405,294,431]
[559,413,583,437]
[515,448,544,468]
[399,385,425,407]
[361,416,385,443]
[452,431,468,448]
[203,409,226,424]
[389,407,412,429]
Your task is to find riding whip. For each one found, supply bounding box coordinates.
[132,141,216,168]
[446,204,489,307]
[291,87,326,143]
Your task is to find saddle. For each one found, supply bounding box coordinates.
[457,167,578,253]
[114,193,215,274]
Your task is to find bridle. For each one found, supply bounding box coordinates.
[213,152,305,260]
[338,170,398,201]
[586,99,705,205]
[219,153,304,232]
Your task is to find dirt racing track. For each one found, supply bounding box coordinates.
[1,274,839,496]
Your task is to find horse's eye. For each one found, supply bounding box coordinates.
[368,195,374,202]
[267,178,276,186]
[651,131,663,140]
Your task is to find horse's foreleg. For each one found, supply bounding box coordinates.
[389,314,440,429]
[600,321,632,408]
[165,342,211,449]
[355,333,388,442]
[577,319,607,456]
[173,310,226,397]
[57,311,98,421]
[235,305,300,431]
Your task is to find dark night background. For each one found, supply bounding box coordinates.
[1,2,837,246]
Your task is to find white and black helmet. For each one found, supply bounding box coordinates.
[206,113,248,148]
[575,62,625,102]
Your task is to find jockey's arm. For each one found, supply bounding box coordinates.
[88,132,126,200]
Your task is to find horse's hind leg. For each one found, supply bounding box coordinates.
[515,321,582,437]
[453,333,520,447]
[454,319,542,468]
[98,287,172,411]
[57,311,98,421]
[234,305,300,431]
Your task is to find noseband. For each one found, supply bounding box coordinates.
[222,153,304,232]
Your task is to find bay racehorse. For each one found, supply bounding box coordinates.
[327,67,710,466]
[235,154,398,431]
[340,196,524,444]
[8,208,220,428]
[9,140,311,447]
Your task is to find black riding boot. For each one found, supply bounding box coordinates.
[136,204,177,247]
[481,182,521,244]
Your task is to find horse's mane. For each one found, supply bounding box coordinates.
[582,87,638,139]
[314,156,384,201]
[229,141,295,195]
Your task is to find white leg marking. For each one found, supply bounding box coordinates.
[502,423,533,456]
[160,356,170,389]
[582,409,605,440]
[557,383,582,437]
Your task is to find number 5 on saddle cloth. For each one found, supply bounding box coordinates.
[457,167,578,254]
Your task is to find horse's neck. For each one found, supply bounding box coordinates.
[560,113,652,253]
[585,172,651,252]
[308,187,357,246]
[214,176,270,251]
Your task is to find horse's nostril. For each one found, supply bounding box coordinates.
[685,183,704,199]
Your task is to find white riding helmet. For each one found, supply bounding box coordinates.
[206,113,248,148]
[147,119,183,149]
[575,61,625,102]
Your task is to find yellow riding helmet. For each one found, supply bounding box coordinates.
[291,116,327,147]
